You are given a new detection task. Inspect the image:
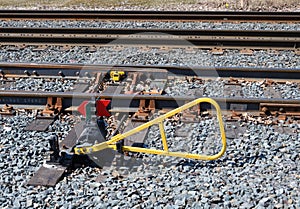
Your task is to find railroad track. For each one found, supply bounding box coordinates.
[0,10,299,22]
[0,27,299,49]
[1,63,299,187]
[1,64,299,110]
[1,63,300,78]
[0,11,299,207]
[1,91,299,108]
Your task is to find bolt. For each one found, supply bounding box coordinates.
[262,107,271,116]
[32,70,39,76]
[58,71,65,77]
[24,70,30,76]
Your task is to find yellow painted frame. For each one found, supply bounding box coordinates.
[75,98,226,161]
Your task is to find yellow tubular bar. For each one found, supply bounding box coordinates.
[75,98,226,161]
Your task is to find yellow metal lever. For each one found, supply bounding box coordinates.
[75,98,226,161]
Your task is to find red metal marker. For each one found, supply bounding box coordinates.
[78,100,111,117]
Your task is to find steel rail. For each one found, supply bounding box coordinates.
[0,42,297,51]
[0,63,299,79]
[0,10,299,21]
[0,28,299,48]
[1,27,298,37]
[0,91,298,110]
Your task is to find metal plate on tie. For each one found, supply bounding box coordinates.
[27,165,66,186]
[24,119,55,131]
[59,121,85,150]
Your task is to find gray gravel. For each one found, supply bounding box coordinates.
[166,78,300,99]
[1,20,299,31]
[0,77,76,92]
[0,112,77,208]
[274,81,300,99]
[1,46,300,68]
[0,111,299,208]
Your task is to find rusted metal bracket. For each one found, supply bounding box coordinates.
[0,104,16,116]
[41,97,62,117]
[113,45,124,51]
[240,48,253,55]
[25,97,62,131]
[132,99,155,122]
[139,46,150,51]
[59,45,72,52]
[260,103,300,119]
[211,47,224,55]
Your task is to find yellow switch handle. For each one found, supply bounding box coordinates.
[75,98,226,161]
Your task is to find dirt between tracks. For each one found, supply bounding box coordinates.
[0,0,299,12]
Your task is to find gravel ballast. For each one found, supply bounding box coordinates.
[0,77,76,92]
[0,112,299,208]
[165,78,300,99]
[0,46,299,68]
